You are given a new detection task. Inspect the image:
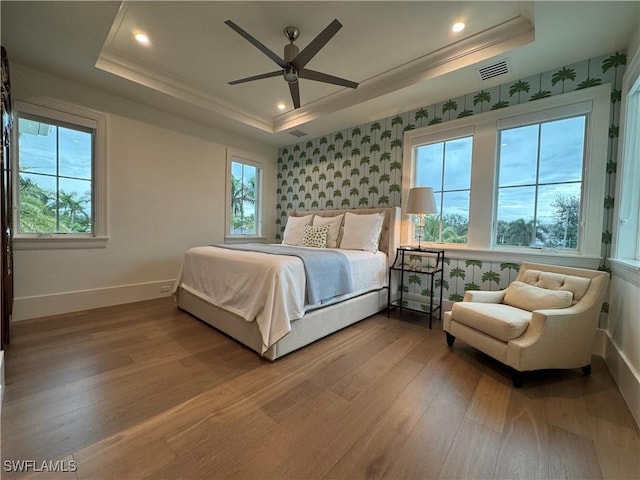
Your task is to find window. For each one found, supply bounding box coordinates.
[496,115,586,249]
[414,134,472,244]
[14,99,107,249]
[18,115,93,234]
[403,84,610,264]
[611,47,640,282]
[225,149,263,240]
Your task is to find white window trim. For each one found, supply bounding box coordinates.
[13,97,108,250]
[610,45,640,285]
[225,148,265,243]
[403,84,610,268]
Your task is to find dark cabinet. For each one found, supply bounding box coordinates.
[1,46,14,349]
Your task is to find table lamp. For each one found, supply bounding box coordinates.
[406,186,437,249]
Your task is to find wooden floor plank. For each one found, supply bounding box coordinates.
[436,418,502,480]
[464,373,512,434]
[548,424,604,479]
[324,356,444,479]
[1,298,638,480]
[592,418,640,479]
[493,389,549,480]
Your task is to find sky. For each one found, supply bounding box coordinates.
[18,118,92,209]
[415,115,586,224]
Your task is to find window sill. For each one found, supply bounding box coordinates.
[14,236,109,250]
[609,258,640,287]
[224,236,267,245]
[414,243,602,269]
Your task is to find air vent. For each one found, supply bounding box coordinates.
[288,129,308,137]
[475,58,511,81]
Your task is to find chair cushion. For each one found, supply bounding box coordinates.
[519,270,591,302]
[451,302,531,342]
[503,281,573,312]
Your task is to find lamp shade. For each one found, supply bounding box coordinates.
[406,186,437,215]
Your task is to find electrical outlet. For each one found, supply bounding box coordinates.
[160,285,171,293]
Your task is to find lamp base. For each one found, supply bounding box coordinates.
[416,213,424,249]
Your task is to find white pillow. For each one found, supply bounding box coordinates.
[313,214,344,248]
[300,225,329,248]
[503,281,573,312]
[339,212,385,252]
[282,214,313,245]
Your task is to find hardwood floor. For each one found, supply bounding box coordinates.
[2,297,639,479]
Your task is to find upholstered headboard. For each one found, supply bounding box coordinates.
[289,207,401,262]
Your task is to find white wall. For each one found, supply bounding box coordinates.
[11,64,277,320]
[605,270,640,426]
[604,32,640,427]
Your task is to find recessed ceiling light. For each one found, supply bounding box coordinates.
[452,22,465,33]
[134,33,150,45]
[277,103,286,111]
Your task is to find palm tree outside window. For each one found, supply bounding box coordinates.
[230,160,260,236]
[17,116,93,234]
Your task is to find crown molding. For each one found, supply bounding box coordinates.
[273,15,534,132]
[96,7,533,136]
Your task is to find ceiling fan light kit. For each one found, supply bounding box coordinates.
[226,19,359,109]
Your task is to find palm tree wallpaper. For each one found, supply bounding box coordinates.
[276,51,626,307]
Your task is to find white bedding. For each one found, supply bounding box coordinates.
[174,245,388,353]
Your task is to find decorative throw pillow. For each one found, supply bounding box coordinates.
[503,281,573,312]
[313,214,344,248]
[282,214,313,245]
[300,225,329,248]
[339,212,385,252]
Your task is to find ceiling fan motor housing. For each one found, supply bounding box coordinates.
[284,43,299,63]
[283,43,300,82]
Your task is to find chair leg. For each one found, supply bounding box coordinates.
[512,371,523,388]
[445,332,455,347]
[581,364,592,376]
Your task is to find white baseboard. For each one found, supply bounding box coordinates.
[12,279,177,321]
[602,330,640,428]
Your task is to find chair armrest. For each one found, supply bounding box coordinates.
[513,302,598,347]
[463,290,506,303]
[508,303,601,370]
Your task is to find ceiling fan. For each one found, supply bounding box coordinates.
[225,19,359,109]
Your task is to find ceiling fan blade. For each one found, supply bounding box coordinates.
[289,81,301,109]
[228,70,282,85]
[225,20,286,68]
[292,19,342,70]
[298,68,359,89]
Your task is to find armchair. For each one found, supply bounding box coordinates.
[443,262,609,387]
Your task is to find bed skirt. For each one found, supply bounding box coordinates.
[175,286,388,360]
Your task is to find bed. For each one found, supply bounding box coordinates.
[174,207,401,360]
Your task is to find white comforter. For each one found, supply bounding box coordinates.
[175,245,388,353]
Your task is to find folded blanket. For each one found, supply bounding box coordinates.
[216,244,354,305]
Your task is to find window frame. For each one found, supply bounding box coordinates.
[403,84,610,266]
[403,125,473,245]
[225,148,264,242]
[611,46,640,286]
[495,106,590,251]
[13,98,108,250]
